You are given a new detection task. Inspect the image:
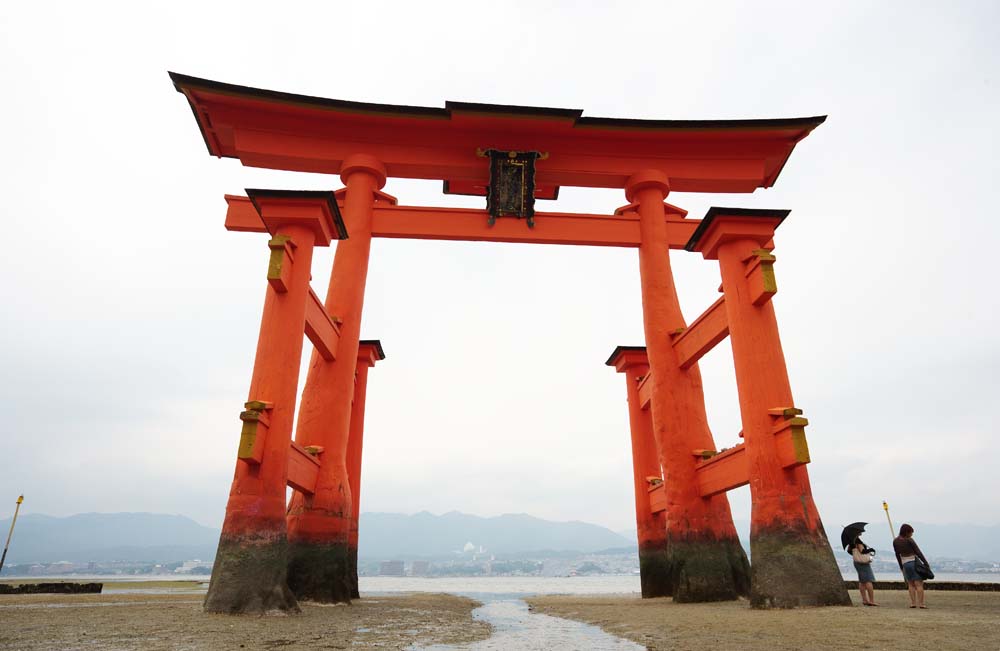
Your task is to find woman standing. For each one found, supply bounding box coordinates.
[893,523,930,608]
[851,538,877,606]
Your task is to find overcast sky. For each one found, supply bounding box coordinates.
[1,2,997,541]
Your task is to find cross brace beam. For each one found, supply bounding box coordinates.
[693,416,811,499]
[225,194,700,249]
[305,288,341,361]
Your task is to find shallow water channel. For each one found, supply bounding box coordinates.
[409,595,645,651]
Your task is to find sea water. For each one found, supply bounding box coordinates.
[409,598,644,651]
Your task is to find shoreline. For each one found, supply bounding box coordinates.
[3,584,999,650]
[0,592,491,650]
[527,590,1000,651]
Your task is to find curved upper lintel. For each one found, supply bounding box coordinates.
[168,72,826,193]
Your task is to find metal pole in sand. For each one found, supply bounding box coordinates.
[0,495,24,573]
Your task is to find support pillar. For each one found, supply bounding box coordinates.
[627,171,750,602]
[205,190,341,615]
[606,347,670,598]
[286,155,386,603]
[347,340,385,599]
[689,207,849,608]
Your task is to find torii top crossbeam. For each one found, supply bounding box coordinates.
[169,73,824,195]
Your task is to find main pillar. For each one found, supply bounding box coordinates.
[627,171,750,602]
[286,156,386,603]
[347,340,385,599]
[205,191,341,614]
[689,208,849,608]
[606,346,670,598]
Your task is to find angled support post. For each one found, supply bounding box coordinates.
[688,207,849,608]
[346,339,385,599]
[205,189,342,615]
[606,346,670,598]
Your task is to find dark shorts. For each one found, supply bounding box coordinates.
[902,560,921,582]
[854,561,875,583]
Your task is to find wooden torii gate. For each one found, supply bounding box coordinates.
[169,72,849,612]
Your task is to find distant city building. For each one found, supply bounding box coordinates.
[410,561,430,576]
[379,560,405,576]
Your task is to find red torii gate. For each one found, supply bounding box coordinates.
[169,72,848,612]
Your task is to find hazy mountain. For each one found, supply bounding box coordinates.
[843,521,1000,561]
[2,512,995,566]
[619,520,1000,562]
[358,511,630,559]
[0,513,219,565]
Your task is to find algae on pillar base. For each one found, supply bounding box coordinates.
[286,538,354,603]
[662,521,750,602]
[637,544,672,598]
[204,532,299,614]
[750,510,850,608]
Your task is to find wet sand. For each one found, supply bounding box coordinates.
[0,592,491,650]
[526,591,1000,651]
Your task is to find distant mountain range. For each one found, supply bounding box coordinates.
[0,511,631,565]
[358,511,631,559]
[1,511,996,566]
[0,513,220,565]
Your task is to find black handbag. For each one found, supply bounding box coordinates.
[914,558,934,580]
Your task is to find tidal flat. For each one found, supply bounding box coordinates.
[0,592,491,650]
[526,590,1000,651]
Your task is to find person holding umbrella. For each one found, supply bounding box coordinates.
[851,538,878,606]
[842,522,877,606]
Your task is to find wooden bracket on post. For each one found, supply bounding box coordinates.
[237,400,273,463]
[648,483,667,514]
[694,409,811,497]
[287,441,321,495]
[266,236,296,293]
[772,416,811,467]
[637,372,653,410]
[744,249,777,306]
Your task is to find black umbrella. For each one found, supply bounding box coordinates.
[841,522,867,550]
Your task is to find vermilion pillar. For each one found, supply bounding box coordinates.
[628,171,750,602]
[286,155,386,603]
[347,339,385,599]
[204,191,341,615]
[606,346,670,598]
[690,208,849,608]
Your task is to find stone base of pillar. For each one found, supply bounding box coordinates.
[664,535,751,603]
[204,533,299,614]
[286,542,353,603]
[749,526,850,608]
[638,543,672,598]
[348,547,360,599]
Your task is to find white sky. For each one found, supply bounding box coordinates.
[1,2,997,536]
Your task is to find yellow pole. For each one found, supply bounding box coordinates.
[0,495,24,574]
[883,500,905,580]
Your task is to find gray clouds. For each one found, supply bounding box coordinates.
[0,1,997,534]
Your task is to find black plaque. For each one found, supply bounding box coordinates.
[483,150,543,227]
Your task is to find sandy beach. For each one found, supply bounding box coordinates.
[526,590,1000,651]
[0,590,490,651]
